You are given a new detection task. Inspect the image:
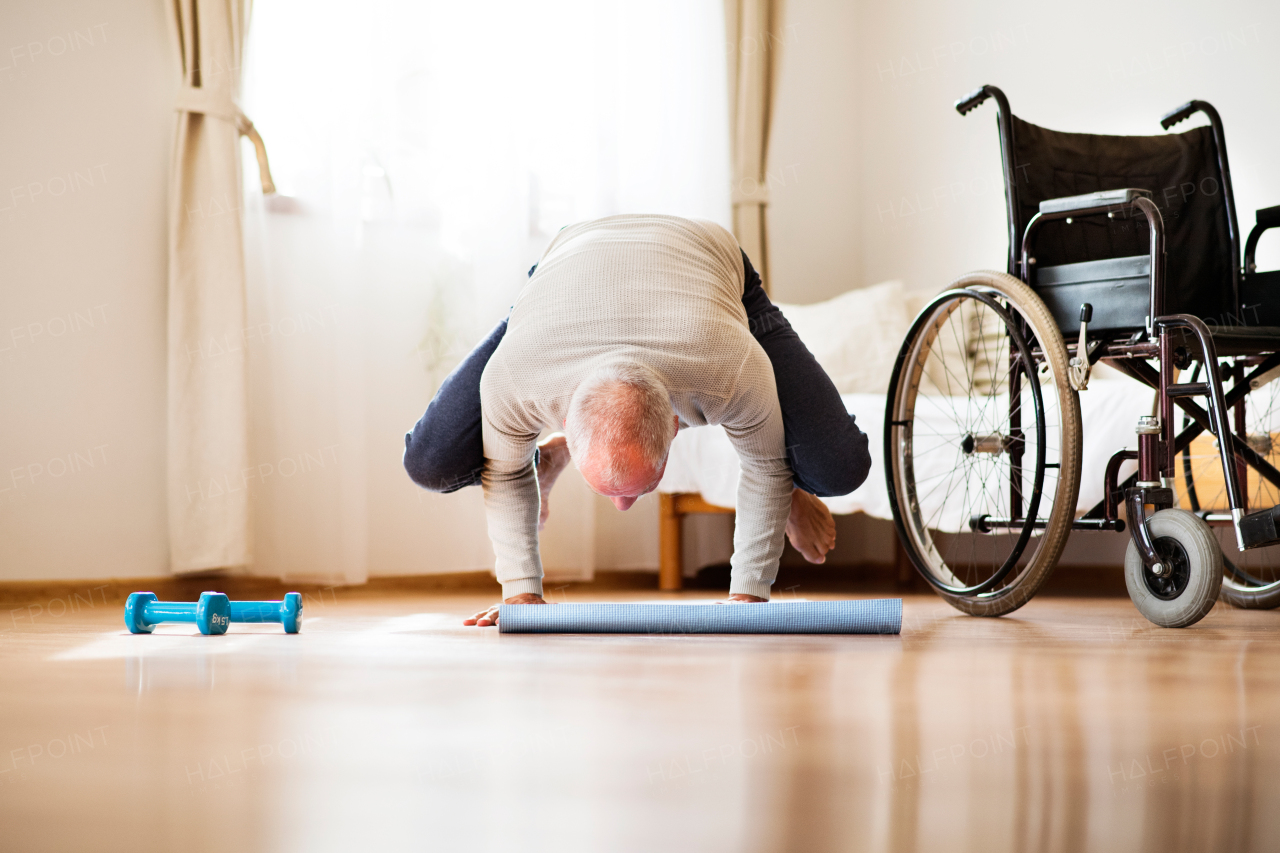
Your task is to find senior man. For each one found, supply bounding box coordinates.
[403,214,870,624]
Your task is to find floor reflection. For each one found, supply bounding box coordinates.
[2,595,1277,852]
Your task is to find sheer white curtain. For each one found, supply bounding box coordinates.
[724,0,776,287]
[239,0,731,583]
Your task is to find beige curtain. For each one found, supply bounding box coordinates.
[166,0,274,572]
[724,0,775,289]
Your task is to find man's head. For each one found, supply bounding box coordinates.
[565,362,678,510]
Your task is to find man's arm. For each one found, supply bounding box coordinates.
[721,353,793,601]
[481,452,545,598]
[479,364,545,599]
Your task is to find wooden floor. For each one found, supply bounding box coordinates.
[1,586,1277,852]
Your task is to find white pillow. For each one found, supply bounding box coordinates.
[774,280,914,394]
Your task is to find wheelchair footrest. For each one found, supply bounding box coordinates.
[1239,505,1280,550]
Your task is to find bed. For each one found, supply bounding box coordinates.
[654,282,1156,589]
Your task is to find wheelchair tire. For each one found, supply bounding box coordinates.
[1219,570,1280,609]
[1124,509,1222,627]
[886,271,1082,617]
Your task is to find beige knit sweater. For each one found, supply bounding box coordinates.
[480,214,792,599]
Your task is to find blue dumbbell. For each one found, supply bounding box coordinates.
[125,591,303,634]
[228,593,302,633]
[125,591,231,635]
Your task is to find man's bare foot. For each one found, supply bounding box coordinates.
[463,592,546,627]
[787,488,836,564]
[536,433,572,531]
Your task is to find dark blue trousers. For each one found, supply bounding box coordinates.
[404,252,870,497]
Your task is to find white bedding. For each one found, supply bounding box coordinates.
[658,378,1155,531]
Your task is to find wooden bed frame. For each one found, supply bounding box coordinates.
[658,492,915,591]
[658,493,733,590]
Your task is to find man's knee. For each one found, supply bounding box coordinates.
[795,427,871,498]
[403,433,480,493]
[830,435,873,496]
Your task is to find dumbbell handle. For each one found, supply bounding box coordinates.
[230,601,289,622]
[127,591,229,635]
[230,593,302,633]
[143,601,202,623]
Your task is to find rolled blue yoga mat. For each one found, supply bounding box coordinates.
[498,599,902,635]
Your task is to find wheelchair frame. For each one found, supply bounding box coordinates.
[890,85,1280,620]
[961,84,1280,578]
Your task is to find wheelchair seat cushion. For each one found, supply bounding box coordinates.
[1193,325,1280,356]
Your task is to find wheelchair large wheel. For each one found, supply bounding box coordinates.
[1124,509,1221,627]
[886,271,1082,616]
[1176,362,1280,609]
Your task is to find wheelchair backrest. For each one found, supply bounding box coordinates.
[1005,114,1237,328]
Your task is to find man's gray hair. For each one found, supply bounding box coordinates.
[565,362,675,491]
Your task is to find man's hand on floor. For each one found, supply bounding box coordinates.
[721,594,767,603]
[463,592,547,626]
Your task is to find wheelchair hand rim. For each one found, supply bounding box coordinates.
[885,287,1049,597]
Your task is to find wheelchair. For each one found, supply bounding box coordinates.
[885,84,1280,627]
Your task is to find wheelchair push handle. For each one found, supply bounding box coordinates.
[955,86,992,116]
[1160,100,1203,130]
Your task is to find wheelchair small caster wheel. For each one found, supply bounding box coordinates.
[1125,509,1222,627]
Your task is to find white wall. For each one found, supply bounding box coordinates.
[769,0,1280,303]
[0,1,175,580]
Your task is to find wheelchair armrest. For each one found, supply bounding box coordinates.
[1245,206,1280,272]
[1038,188,1152,216]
